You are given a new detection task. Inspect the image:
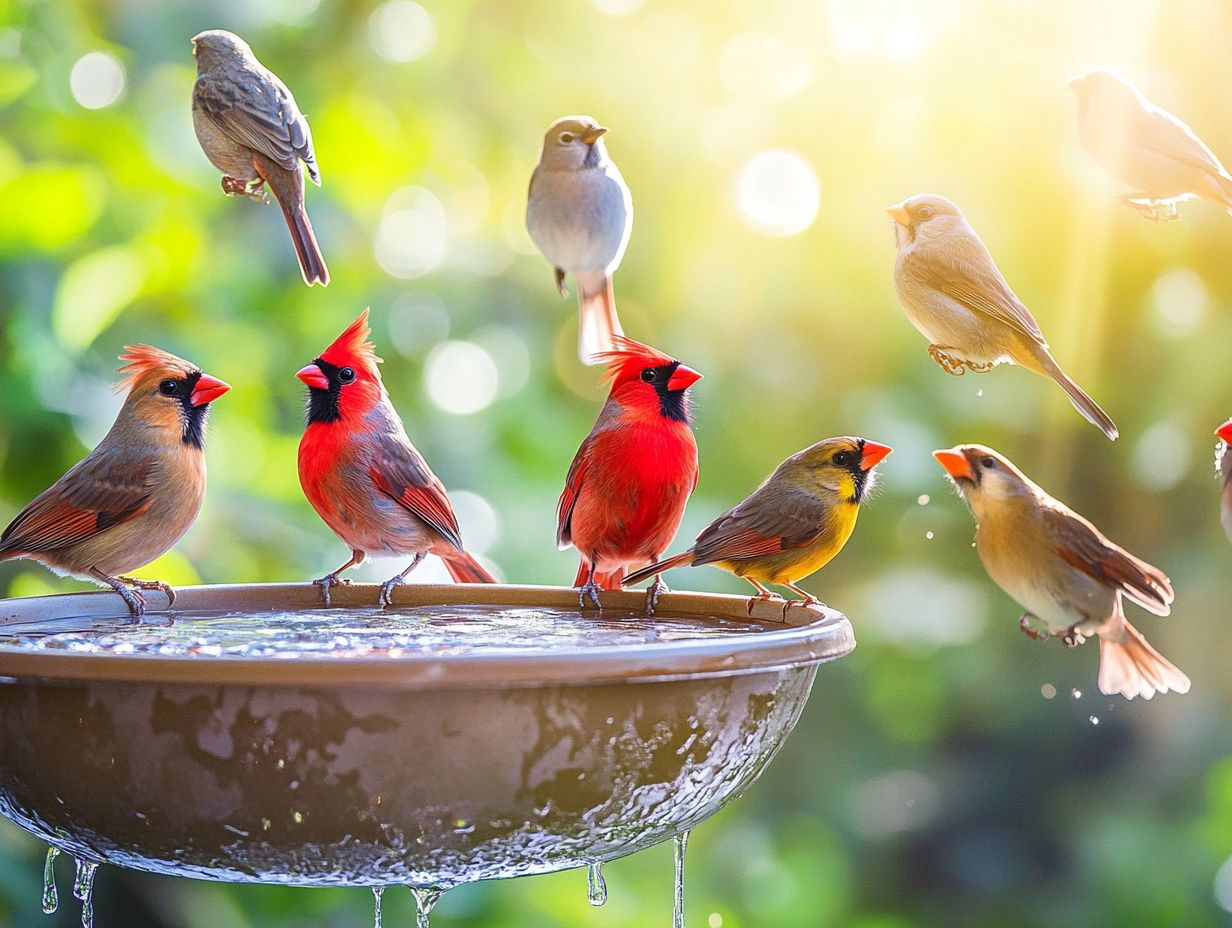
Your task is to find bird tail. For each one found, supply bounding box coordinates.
[573,560,625,590]
[575,271,624,366]
[1098,607,1190,700]
[1034,349,1119,440]
[442,550,497,584]
[623,551,694,588]
[253,153,330,287]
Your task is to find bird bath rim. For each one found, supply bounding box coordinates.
[0,583,855,689]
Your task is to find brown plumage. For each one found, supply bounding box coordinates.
[0,347,230,617]
[191,29,329,286]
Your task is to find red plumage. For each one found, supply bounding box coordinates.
[557,337,701,608]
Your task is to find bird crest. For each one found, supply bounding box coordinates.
[116,345,198,394]
[319,308,383,371]
[595,336,677,386]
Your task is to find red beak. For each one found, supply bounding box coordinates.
[859,440,893,470]
[190,373,231,407]
[1216,419,1232,443]
[933,447,974,481]
[297,363,331,390]
[667,364,702,392]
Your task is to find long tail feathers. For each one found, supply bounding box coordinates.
[623,551,694,588]
[253,153,330,287]
[576,272,623,366]
[1098,616,1190,700]
[1038,352,1119,440]
[443,550,497,584]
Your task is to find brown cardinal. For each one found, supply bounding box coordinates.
[624,437,892,613]
[0,347,230,617]
[297,309,495,607]
[934,444,1189,700]
[1217,420,1232,541]
[191,29,329,286]
[557,337,701,610]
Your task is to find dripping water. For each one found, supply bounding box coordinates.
[587,861,607,906]
[673,831,690,928]
[409,886,443,928]
[41,847,59,914]
[72,858,98,928]
[372,886,384,928]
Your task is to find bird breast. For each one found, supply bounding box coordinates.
[527,165,631,273]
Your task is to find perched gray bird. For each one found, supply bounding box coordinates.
[888,194,1118,440]
[191,29,329,286]
[1068,69,1232,221]
[526,115,633,365]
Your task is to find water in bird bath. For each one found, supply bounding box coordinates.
[72,858,97,928]
[42,846,58,914]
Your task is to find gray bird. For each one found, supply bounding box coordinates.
[191,29,329,286]
[526,115,633,365]
[1069,69,1232,221]
[888,194,1118,440]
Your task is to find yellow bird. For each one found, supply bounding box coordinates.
[623,437,892,612]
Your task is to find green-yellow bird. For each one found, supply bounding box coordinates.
[623,437,891,612]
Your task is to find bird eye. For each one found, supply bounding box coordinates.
[159,379,178,396]
[558,132,575,144]
[981,456,996,469]
[338,367,356,384]
[916,205,935,220]
[833,451,852,467]
[640,368,657,383]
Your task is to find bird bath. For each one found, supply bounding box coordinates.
[0,583,853,919]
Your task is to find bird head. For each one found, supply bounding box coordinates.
[117,345,230,450]
[191,30,253,69]
[933,444,1037,517]
[1066,68,1143,112]
[781,437,892,505]
[538,116,610,170]
[594,336,701,424]
[885,193,965,247]
[298,308,386,426]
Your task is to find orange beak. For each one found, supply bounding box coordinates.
[1216,419,1232,443]
[582,126,608,144]
[885,203,912,227]
[667,364,702,392]
[296,363,330,391]
[190,373,231,407]
[933,447,974,481]
[860,440,893,470]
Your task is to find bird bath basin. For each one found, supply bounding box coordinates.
[0,583,853,897]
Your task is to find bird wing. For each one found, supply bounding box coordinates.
[0,455,154,554]
[368,434,464,551]
[555,435,590,549]
[689,486,828,566]
[193,70,319,181]
[1044,505,1173,615]
[904,245,1046,344]
[1134,103,1230,179]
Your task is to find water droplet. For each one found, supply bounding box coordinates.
[1071,689,1082,700]
[42,847,59,914]
[917,494,930,506]
[673,831,690,928]
[708,914,724,928]
[72,859,98,928]
[925,531,934,540]
[587,862,608,906]
[976,389,984,397]
[409,886,443,928]
[1089,715,1100,725]
[1040,683,1056,700]
[373,887,384,928]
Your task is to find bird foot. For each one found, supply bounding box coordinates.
[1062,626,1087,648]
[117,576,176,609]
[963,359,994,373]
[312,574,350,607]
[1122,196,1180,223]
[221,175,269,203]
[378,577,403,608]
[578,579,603,610]
[103,578,145,620]
[1018,613,1049,640]
[645,576,670,615]
[554,267,568,298]
[782,596,826,618]
[745,592,785,616]
[928,346,967,376]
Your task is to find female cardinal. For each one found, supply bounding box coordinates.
[0,347,230,617]
[624,437,892,614]
[297,309,495,606]
[933,444,1189,700]
[1217,420,1232,541]
[557,337,701,610]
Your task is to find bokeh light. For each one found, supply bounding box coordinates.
[368,1,437,62]
[69,51,125,109]
[423,340,499,415]
[1150,266,1208,337]
[374,186,448,279]
[734,150,820,237]
[718,33,812,102]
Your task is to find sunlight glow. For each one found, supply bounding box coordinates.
[70,52,125,109]
[734,150,820,237]
[423,340,499,415]
[1151,266,1207,337]
[375,186,448,279]
[369,1,437,62]
[718,32,812,102]
[828,0,935,60]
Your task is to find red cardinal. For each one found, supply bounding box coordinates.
[297,309,496,606]
[1217,419,1232,541]
[557,337,701,610]
[0,346,230,617]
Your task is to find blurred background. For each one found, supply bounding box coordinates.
[1,0,1231,924]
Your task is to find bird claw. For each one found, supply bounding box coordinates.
[117,576,176,609]
[578,579,603,610]
[378,578,401,609]
[554,267,568,298]
[312,574,349,607]
[928,346,967,376]
[782,596,825,618]
[1018,613,1048,640]
[221,175,268,203]
[109,582,146,620]
[745,592,785,616]
[1062,626,1087,648]
[645,577,669,615]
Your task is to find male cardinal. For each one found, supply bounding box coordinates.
[191,29,329,286]
[933,444,1189,700]
[888,193,1118,440]
[1068,69,1232,221]
[1217,420,1232,541]
[0,347,230,617]
[526,115,632,364]
[557,337,700,610]
[624,437,891,614]
[297,309,495,606]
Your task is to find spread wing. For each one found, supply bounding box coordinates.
[368,434,464,551]
[0,454,154,555]
[1134,103,1230,180]
[689,485,828,566]
[193,69,319,182]
[1045,505,1173,616]
[904,243,1046,344]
